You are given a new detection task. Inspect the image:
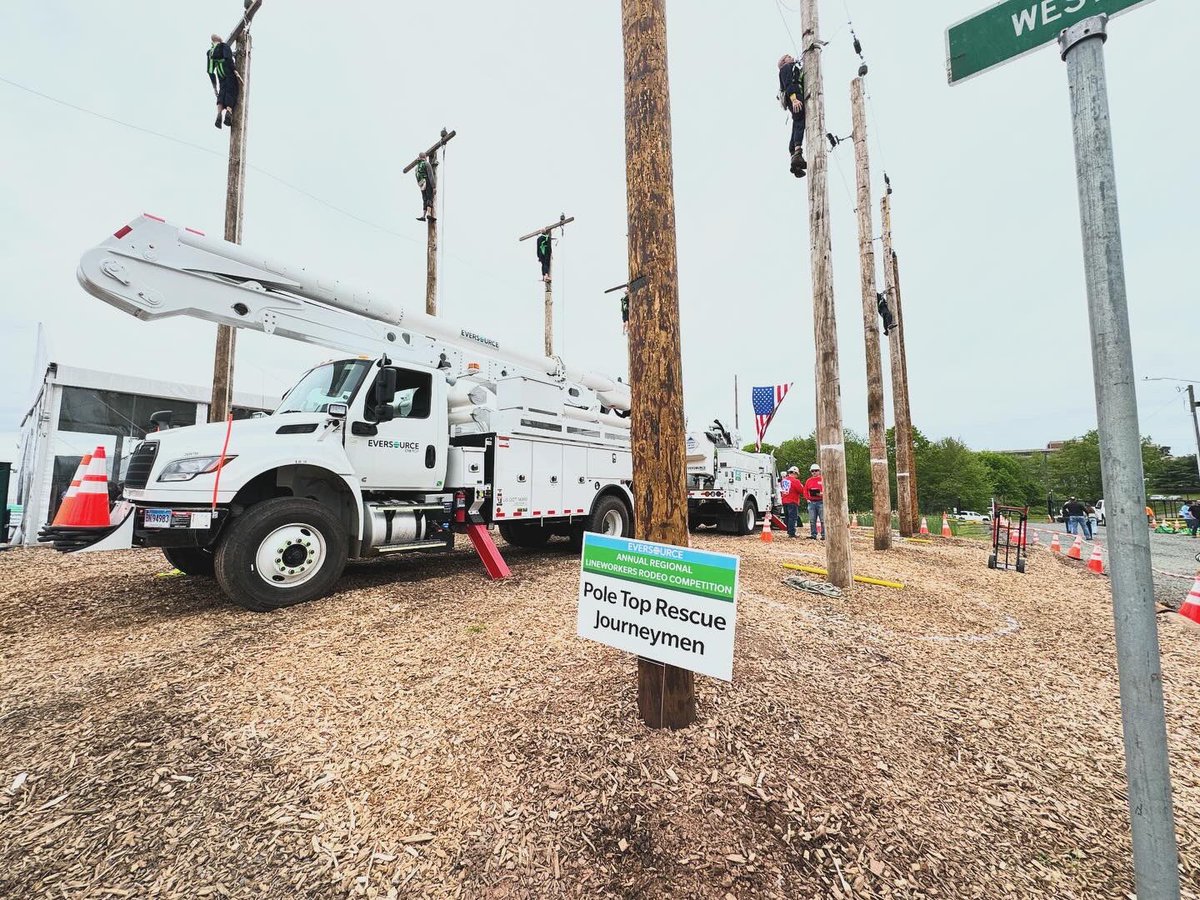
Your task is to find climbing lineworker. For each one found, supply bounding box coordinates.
[804,463,824,540]
[207,33,240,130]
[415,152,437,222]
[620,294,629,335]
[876,291,897,336]
[777,54,806,178]
[537,232,552,283]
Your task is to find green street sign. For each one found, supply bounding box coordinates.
[947,0,1158,84]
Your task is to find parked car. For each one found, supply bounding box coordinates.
[954,510,989,523]
[1094,499,1105,526]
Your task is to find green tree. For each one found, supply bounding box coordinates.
[978,451,1044,508]
[915,437,993,513]
[1148,455,1200,494]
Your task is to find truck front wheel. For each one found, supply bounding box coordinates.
[162,547,215,577]
[214,497,348,612]
[587,495,632,538]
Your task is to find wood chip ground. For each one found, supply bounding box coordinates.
[0,533,1197,898]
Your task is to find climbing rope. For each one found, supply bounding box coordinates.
[782,575,843,599]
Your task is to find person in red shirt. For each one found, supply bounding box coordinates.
[779,466,803,538]
[804,463,824,540]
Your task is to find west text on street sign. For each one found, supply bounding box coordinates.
[946,0,1157,84]
[577,533,739,682]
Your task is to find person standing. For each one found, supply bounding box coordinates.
[537,233,552,283]
[206,33,240,130]
[804,463,824,540]
[777,54,806,178]
[1186,499,1200,537]
[1083,503,1096,541]
[780,466,802,538]
[1064,497,1086,539]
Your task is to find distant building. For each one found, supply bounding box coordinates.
[990,441,1066,461]
[13,363,270,545]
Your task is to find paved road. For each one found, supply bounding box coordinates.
[1029,519,1198,610]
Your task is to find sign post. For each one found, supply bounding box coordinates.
[577,533,738,683]
[948,3,1179,896]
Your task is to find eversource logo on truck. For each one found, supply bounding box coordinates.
[576,533,739,681]
[367,440,421,451]
[460,329,500,350]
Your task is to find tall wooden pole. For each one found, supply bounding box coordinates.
[892,249,918,525]
[851,78,891,551]
[621,0,695,730]
[881,191,915,535]
[802,0,853,588]
[209,3,261,423]
[519,215,574,357]
[402,129,457,317]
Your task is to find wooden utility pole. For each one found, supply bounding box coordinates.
[518,214,575,356]
[802,0,853,588]
[621,0,695,730]
[402,128,457,316]
[208,0,262,423]
[881,189,915,535]
[892,249,918,526]
[851,78,891,551]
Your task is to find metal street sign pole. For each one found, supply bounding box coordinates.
[1059,15,1180,898]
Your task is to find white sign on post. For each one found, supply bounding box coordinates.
[576,532,739,681]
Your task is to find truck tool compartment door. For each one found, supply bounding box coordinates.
[346,366,447,491]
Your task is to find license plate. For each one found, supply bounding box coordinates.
[144,508,172,529]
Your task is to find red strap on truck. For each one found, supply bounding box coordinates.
[466,523,511,580]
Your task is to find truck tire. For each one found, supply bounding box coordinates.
[162,547,215,577]
[736,500,758,536]
[498,521,551,548]
[214,497,348,612]
[586,494,633,538]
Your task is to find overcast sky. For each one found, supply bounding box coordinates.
[2,0,1197,465]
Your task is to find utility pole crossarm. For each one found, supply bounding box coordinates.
[518,215,575,242]
[227,0,263,45]
[402,130,458,173]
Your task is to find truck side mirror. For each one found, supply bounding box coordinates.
[149,410,174,431]
[364,368,398,423]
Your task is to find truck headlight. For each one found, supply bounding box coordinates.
[157,455,237,482]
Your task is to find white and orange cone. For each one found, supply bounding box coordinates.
[1180,576,1200,625]
[760,509,773,543]
[1049,532,1062,554]
[1067,534,1083,560]
[941,514,952,538]
[851,513,859,528]
[919,516,930,535]
[1087,542,1104,574]
[1030,529,1040,549]
[51,452,91,526]
[70,447,112,528]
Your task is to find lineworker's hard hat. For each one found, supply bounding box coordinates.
[810,464,820,471]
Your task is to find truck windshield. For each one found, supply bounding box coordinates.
[277,360,372,414]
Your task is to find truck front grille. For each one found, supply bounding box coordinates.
[124,441,159,490]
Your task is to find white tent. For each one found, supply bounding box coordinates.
[13,363,271,545]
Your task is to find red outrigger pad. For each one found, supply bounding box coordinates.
[466,523,511,579]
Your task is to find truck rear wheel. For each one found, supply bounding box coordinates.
[736,500,758,536]
[162,547,214,577]
[498,522,552,548]
[587,494,632,538]
[214,497,348,612]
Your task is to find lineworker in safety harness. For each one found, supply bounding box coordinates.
[620,294,629,335]
[207,33,241,130]
[876,291,897,336]
[777,54,806,178]
[415,152,437,222]
[536,232,552,283]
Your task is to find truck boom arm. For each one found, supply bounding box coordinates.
[77,215,631,410]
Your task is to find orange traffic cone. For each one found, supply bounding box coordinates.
[941,514,952,538]
[919,516,930,535]
[760,509,773,543]
[70,447,112,527]
[851,513,859,528]
[51,453,92,526]
[1180,576,1200,625]
[1067,534,1083,560]
[1087,543,1104,574]
[1049,532,1062,554]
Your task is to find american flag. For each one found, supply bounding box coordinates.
[752,384,791,450]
